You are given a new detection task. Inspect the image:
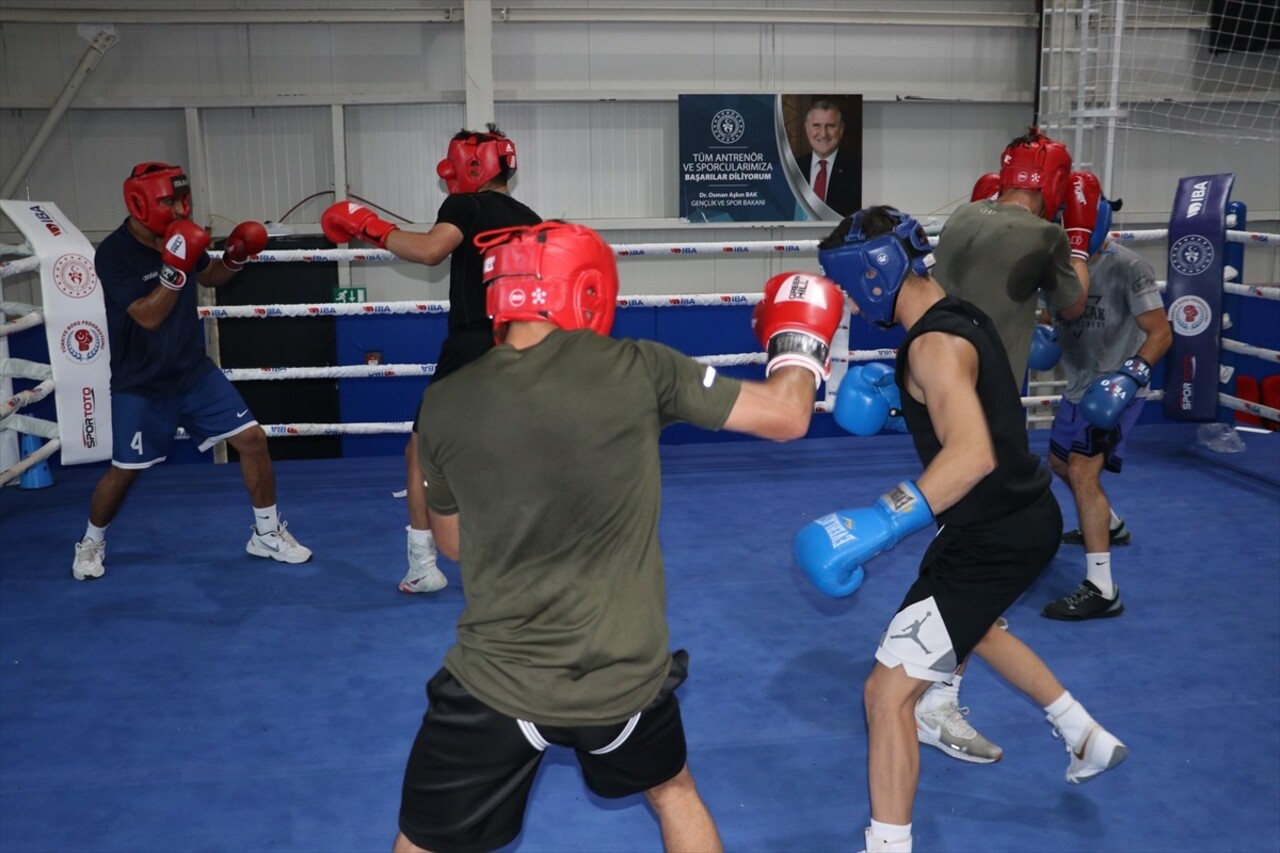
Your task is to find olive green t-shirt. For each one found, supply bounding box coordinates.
[418,329,742,727]
[932,200,1081,387]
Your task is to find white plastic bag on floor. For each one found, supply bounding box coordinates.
[1196,422,1246,453]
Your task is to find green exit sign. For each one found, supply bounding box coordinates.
[333,287,367,304]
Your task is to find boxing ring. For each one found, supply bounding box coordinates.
[3,192,1277,478]
[1,198,1279,853]
[187,226,1280,442]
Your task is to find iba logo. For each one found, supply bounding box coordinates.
[53,253,97,298]
[60,320,106,364]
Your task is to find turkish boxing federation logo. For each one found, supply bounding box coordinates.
[710,109,745,145]
[1168,295,1212,337]
[52,253,97,298]
[1169,234,1215,277]
[60,320,106,364]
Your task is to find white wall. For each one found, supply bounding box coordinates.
[2,0,1276,307]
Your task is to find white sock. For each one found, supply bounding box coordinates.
[254,504,279,535]
[868,819,912,852]
[1109,508,1123,530]
[407,527,433,547]
[83,522,108,543]
[1085,552,1114,598]
[1044,691,1096,750]
[919,673,961,712]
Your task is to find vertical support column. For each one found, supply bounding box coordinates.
[463,0,496,128]
[1101,0,1126,195]
[185,107,229,462]
[331,103,351,288]
[1072,0,1091,160]
[184,107,209,228]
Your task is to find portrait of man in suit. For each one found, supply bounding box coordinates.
[794,98,861,218]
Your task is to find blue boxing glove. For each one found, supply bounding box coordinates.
[1028,324,1061,372]
[835,363,907,436]
[793,481,934,597]
[1079,355,1152,431]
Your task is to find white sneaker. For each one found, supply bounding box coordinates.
[1051,717,1128,784]
[399,533,446,594]
[915,697,1004,764]
[246,522,312,564]
[72,538,106,580]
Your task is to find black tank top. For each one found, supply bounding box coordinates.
[895,296,1051,526]
[436,191,542,333]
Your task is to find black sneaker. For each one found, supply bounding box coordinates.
[1042,581,1125,621]
[1062,521,1131,546]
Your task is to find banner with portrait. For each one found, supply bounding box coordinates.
[679,94,862,223]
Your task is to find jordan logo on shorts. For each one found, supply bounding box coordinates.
[889,610,934,654]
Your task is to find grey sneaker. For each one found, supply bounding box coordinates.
[915,698,1004,764]
[72,538,106,581]
[399,532,446,594]
[1051,718,1128,784]
[246,522,312,564]
[1062,520,1131,546]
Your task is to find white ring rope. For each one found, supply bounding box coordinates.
[1225,283,1280,300]
[1,379,55,419]
[209,227,1279,266]
[1020,388,1280,424]
[0,257,40,278]
[1220,393,1280,423]
[198,280,1280,323]
[0,302,44,338]
[0,412,59,441]
[0,357,54,382]
[0,436,60,488]
[1221,338,1280,364]
[223,352,772,383]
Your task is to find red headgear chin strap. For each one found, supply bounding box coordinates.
[436,132,517,194]
[124,162,191,235]
[998,128,1073,220]
[477,221,618,342]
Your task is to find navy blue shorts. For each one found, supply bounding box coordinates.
[111,371,256,467]
[398,651,690,853]
[1049,397,1145,473]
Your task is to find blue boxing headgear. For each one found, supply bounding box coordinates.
[1090,195,1119,256]
[818,207,935,328]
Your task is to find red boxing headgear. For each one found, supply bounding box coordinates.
[124,162,191,235]
[999,128,1072,220]
[436,131,517,194]
[478,221,618,342]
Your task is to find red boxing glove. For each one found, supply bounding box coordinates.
[752,271,845,388]
[321,201,399,248]
[971,172,1001,202]
[159,219,210,290]
[1063,170,1102,261]
[223,221,268,271]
